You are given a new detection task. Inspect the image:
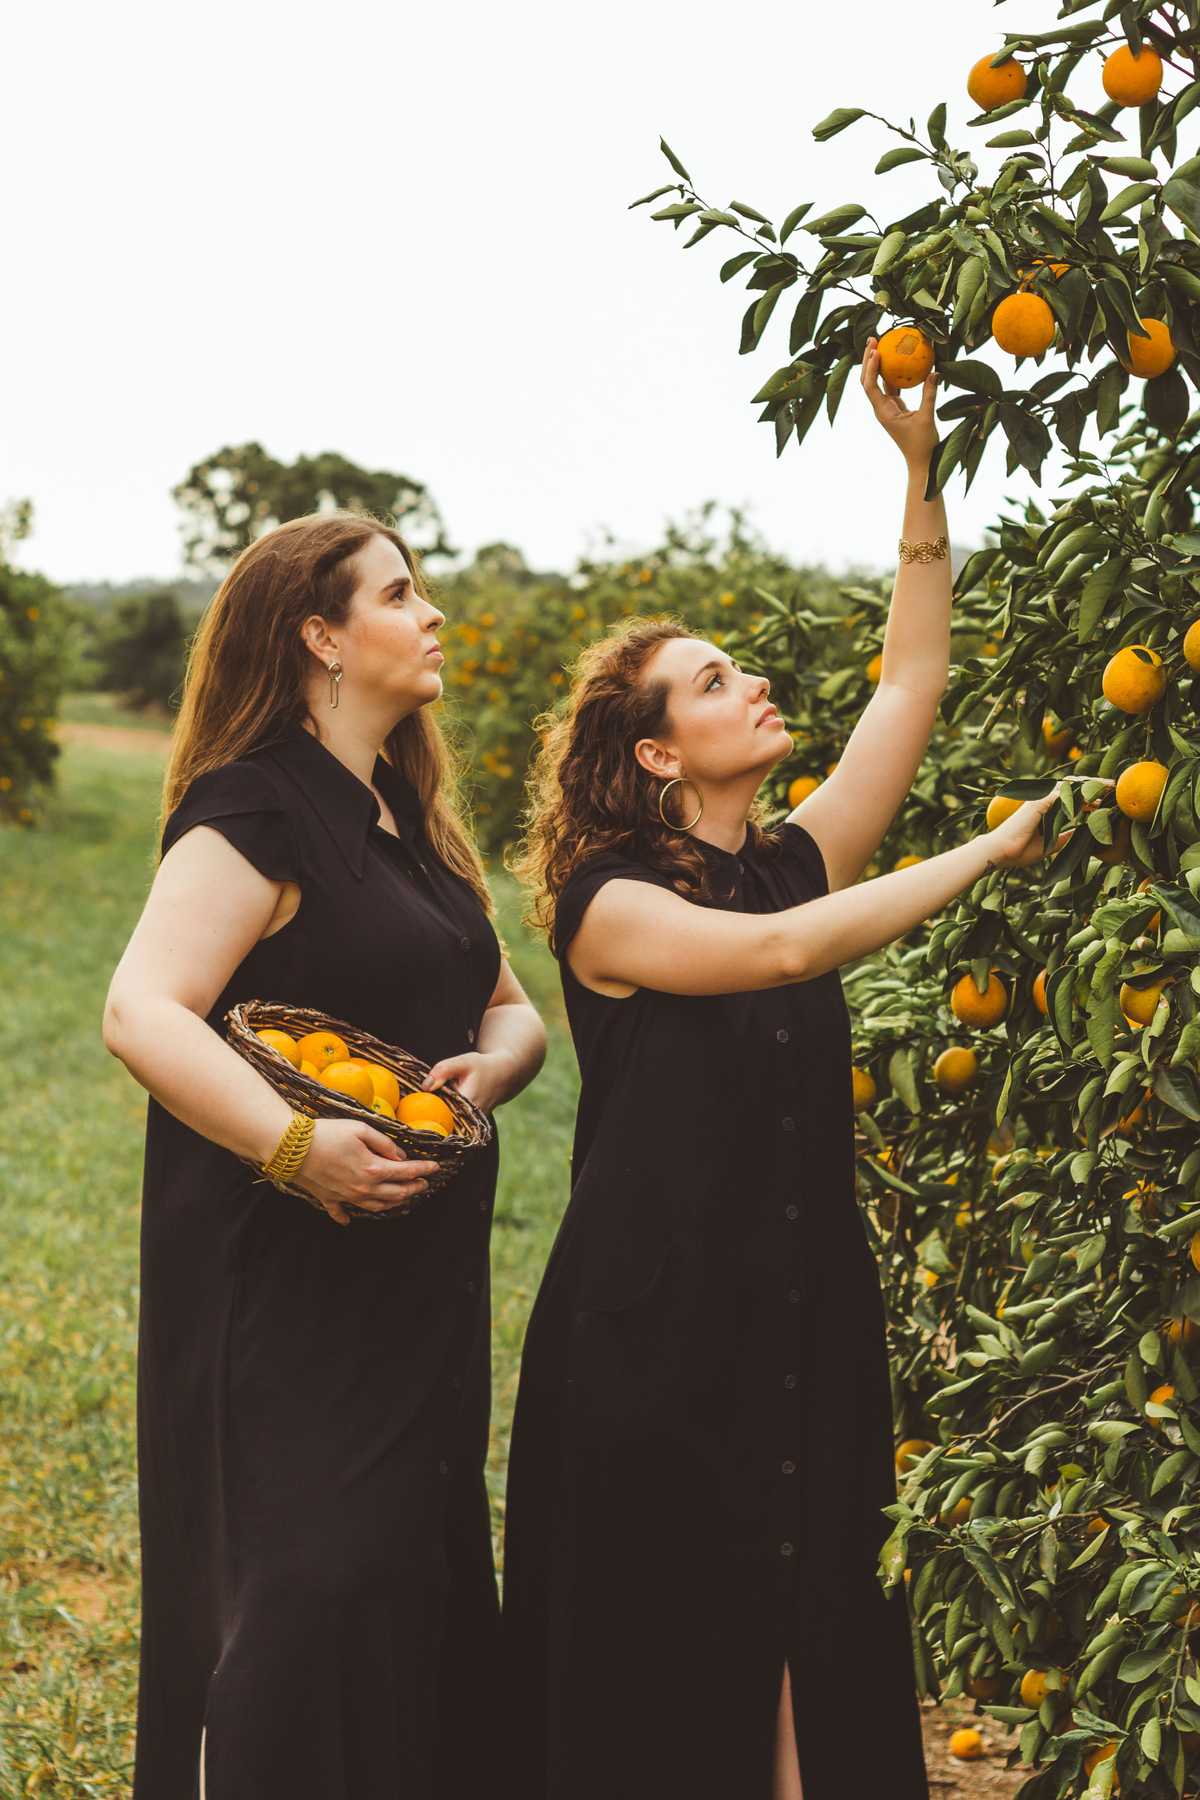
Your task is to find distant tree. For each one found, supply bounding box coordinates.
[172,443,457,578]
[96,590,190,713]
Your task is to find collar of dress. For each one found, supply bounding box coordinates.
[266,718,427,880]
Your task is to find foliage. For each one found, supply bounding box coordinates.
[172,442,457,577]
[90,590,192,714]
[642,3,1200,1794]
[0,504,75,829]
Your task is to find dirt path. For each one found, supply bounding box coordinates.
[55,720,173,755]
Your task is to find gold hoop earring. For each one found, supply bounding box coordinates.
[658,776,703,831]
[327,659,343,710]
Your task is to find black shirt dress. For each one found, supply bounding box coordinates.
[501,820,929,1800]
[132,718,502,1800]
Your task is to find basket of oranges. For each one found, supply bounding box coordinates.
[224,999,494,1216]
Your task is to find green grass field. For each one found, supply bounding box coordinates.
[0,726,575,1795]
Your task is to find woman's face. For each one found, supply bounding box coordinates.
[637,635,792,784]
[335,533,447,710]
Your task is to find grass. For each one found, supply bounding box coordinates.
[0,725,574,1794]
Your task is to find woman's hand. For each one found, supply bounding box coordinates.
[421,1048,514,1115]
[293,1117,442,1228]
[981,778,1115,870]
[860,335,939,471]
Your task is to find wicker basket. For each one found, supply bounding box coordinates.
[224,1000,494,1220]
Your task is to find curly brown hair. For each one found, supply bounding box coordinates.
[508,614,786,943]
[159,511,492,912]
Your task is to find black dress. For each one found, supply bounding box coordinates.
[132,719,502,1800]
[501,821,929,1800]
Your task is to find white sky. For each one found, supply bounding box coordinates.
[3,0,1137,588]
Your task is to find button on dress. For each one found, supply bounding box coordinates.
[501,821,928,1800]
[132,719,502,1800]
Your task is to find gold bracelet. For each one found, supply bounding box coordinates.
[898,533,949,564]
[262,1111,316,1186]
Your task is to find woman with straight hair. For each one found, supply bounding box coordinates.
[102,512,545,1799]
[501,339,1080,1800]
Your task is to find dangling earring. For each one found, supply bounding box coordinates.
[327,658,343,710]
[657,775,703,831]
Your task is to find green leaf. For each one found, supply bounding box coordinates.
[1099,182,1158,222]
[942,358,1001,396]
[1144,366,1190,436]
[875,146,925,173]
[812,108,866,142]
[1077,558,1130,643]
[779,203,812,244]
[987,129,1040,147]
[889,1045,922,1115]
[871,228,907,278]
[719,251,757,283]
[1154,1065,1200,1122]
[659,137,693,184]
[629,184,678,209]
[729,200,771,224]
[1164,167,1200,236]
[804,203,868,236]
[1094,155,1159,179]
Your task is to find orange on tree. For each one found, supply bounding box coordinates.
[1083,1740,1121,1785]
[895,1437,933,1472]
[866,653,883,684]
[985,793,1023,830]
[965,1673,1005,1701]
[933,1046,978,1096]
[1102,644,1166,713]
[1033,969,1049,1016]
[396,1089,457,1133]
[851,1065,876,1110]
[967,51,1027,110]
[296,1029,350,1071]
[1147,1381,1176,1427]
[894,853,924,870]
[948,1728,984,1761]
[1019,1668,1057,1708]
[255,1028,301,1067]
[942,1495,971,1525]
[1119,979,1165,1027]
[950,968,1008,1028]
[1094,814,1133,866]
[1121,316,1176,378]
[876,324,934,390]
[1103,42,1163,105]
[1190,1231,1200,1275]
[1017,257,1070,282]
[992,291,1055,357]
[1165,1316,1199,1348]
[1042,714,1073,755]
[1183,618,1200,672]
[1115,759,1168,822]
[787,774,821,807]
[320,1061,376,1106]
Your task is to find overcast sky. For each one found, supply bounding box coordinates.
[4,0,1138,589]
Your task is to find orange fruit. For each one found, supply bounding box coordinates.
[965,1674,1005,1701]
[787,775,821,807]
[396,1090,457,1133]
[1184,619,1200,673]
[1103,43,1163,106]
[362,1062,401,1109]
[370,1096,397,1119]
[1121,316,1176,378]
[319,1061,375,1105]
[1033,969,1048,1016]
[877,325,934,389]
[1083,1740,1120,1785]
[1147,1381,1176,1427]
[1190,1231,1200,1275]
[866,652,883,684]
[950,969,1008,1028]
[1093,814,1132,866]
[406,1116,451,1139]
[942,1495,971,1524]
[851,1066,877,1110]
[949,1727,984,1761]
[985,793,1023,830]
[296,1030,350,1071]
[1166,1316,1199,1348]
[992,291,1055,357]
[826,759,840,776]
[1120,979,1165,1027]
[1068,746,1083,761]
[1042,714,1073,755]
[919,1266,939,1288]
[1019,1669,1047,1707]
[934,1046,978,1096]
[1102,645,1166,713]
[255,1028,301,1066]
[967,52,1027,110]
[894,853,924,870]
[298,1058,320,1079]
[1017,258,1070,283]
[895,1437,933,1472]
[1115,759,1168,822]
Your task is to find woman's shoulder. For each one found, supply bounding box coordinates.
[160,753,296,866]
[551,846,678,961]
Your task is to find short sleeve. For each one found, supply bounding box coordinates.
[775,820,829,898]
[550,855,673,962]
[160,761,300,884]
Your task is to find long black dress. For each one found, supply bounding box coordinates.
[501,820,929,1800]
[132,718,502,1800]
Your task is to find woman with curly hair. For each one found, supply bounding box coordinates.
[500,340,1068,1800]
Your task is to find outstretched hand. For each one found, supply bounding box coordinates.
[860,335,939,471]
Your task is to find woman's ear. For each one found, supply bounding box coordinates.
[633,737,681,781]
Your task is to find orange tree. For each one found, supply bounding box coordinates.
[639,3,1200,1795]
